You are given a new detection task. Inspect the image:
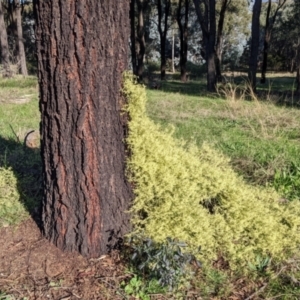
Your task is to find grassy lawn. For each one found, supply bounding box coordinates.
[147,76,300,193]
[1,74,300,299]
[0,76,41,227]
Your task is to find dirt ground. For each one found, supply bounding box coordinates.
[0,218,265,300]
[0,219,130,300]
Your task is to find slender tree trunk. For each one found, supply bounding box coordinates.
[297,68,300,96]
[193,0,208,60]
[177,0,189,82]
[162,0,170,79]
[34,0,133,258]
[157,0,171,80]
[172,27,175,73]
[248,0,262,92]
[215,0,229,82]
[14,0,27,76]
[207,0,216,91]
[260,0,271,84]
[0,0,12,77]
[130,0,137,75]
[261,0,286,84]
[296,38,300,96]
[193,0,217,91]
[137,0,146,81]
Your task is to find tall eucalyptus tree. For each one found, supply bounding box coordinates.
[34,0,133,257]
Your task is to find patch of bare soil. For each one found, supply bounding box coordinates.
[0,219,130,299]
[0,95,35,104]
[0,219,264,300]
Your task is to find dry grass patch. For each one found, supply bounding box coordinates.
[225,97,300,140]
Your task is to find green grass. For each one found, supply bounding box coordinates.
[146,77,300,192]
[0,76,41,226]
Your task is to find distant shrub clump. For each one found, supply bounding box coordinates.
[123,74,300,272]
[0,167,28,226]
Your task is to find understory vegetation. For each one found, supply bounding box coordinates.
[1,74,300,298]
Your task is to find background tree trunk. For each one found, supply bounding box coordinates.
[177,0,189,82]
[193,0,208,60]
[296,38,300,96]
[260,0,272,84]
[157,0,171,80]
[137,0,146,81]
[215,0,229,82]
[130,0,137,75]
[172,27,175,73]
[248,0,262,92]
[14,0,27,76]
[0,0,12,77]
[297,67,300,96]
[193,0,217,91]
[206,0,216,91]
[34,0,133,258]
[261,0,286,84]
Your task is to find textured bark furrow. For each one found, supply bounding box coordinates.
[34,0,132,257]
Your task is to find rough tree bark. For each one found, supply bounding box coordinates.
[157,0,171,80]
[248,0,262,92]
[14,0,27,76]
[34,0,133,258]
[0,0,12,77]
[177,0,189,82]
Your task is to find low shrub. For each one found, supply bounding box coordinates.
[125,234,200,290]
[123,73,300,273]
[0,167,28,226]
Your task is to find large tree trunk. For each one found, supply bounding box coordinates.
[0,0,12,77]
[14,0,27,76]
[137,0,146,81]
[177,0,189,82]
[248,0,262,92]
[130,0,137,75]
[34,0,133,258]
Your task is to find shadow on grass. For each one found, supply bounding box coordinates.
[0,135,42,228]
[160,80,209,97]
[144,74,299,104]
[144,73,217,98]
[226,76,300,107]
